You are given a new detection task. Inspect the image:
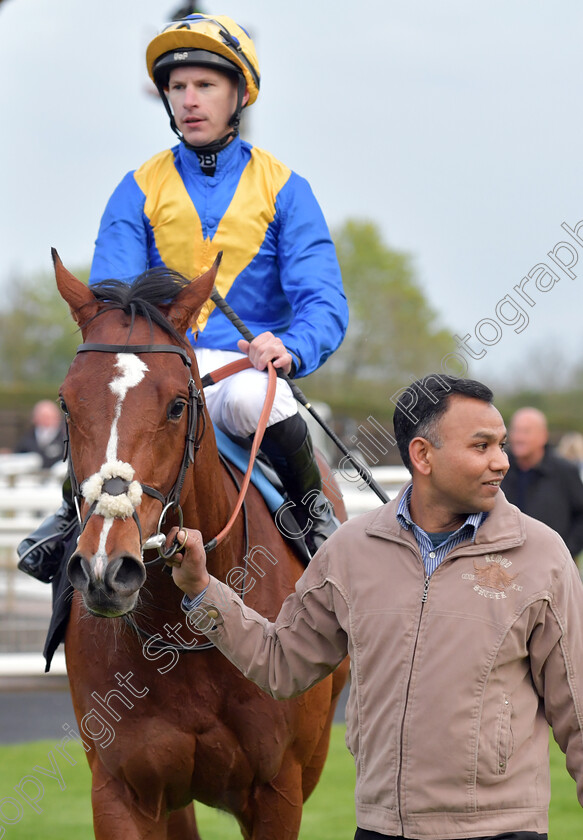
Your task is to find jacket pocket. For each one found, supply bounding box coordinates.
[496,694,513,775]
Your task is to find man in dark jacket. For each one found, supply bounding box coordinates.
[502,406,583,558]
[16,400,65,469]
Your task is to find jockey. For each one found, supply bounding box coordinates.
[18,13,348,583]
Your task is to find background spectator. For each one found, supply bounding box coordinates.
[502,407,583,559]
[16,400,65,469]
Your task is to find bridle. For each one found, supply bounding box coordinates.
[64,336,277,654]
[64,341,206,560]
[65,339,277,563]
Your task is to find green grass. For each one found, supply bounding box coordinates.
[0,726,579,838]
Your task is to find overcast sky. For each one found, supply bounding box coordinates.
[1,0,583,388]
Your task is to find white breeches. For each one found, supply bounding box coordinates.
[195,348,298,439]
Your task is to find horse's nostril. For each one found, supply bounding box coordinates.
[105,555,146,595]
[66,550,145,600]
[67,553,91,593]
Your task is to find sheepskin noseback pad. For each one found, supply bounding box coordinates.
[82,461,143,519]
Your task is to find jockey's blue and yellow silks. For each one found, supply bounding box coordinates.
[89,137,348,378]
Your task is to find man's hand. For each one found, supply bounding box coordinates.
[238,332,293,375]
[165,527,210,600]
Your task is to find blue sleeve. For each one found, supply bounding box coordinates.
[89,172,153,285]
[275,173,348,378]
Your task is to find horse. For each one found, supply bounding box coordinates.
[53,250,349,840]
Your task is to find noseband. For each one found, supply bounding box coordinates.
[64,341,206,560]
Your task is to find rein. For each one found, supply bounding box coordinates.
[203,358,277,553]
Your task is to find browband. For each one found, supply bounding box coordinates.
[77,343,191,367]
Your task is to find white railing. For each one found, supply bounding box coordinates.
[0,451,408,541]
[334,464,410,516]
[0,453,408,560]
[0,452,409,675]
[0,454,66,613]
[0,452,409,608]
[0,455,65,551]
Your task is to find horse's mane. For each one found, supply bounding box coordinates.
[87,267,193,344]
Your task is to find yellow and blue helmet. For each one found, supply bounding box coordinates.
[146,14,260,151]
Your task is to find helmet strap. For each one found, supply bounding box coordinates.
[228,75,247,129]
[182,128,238,155]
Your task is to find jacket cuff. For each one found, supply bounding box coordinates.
[288,351,301,378]
[180,587,208,614]
[181,576,234,636]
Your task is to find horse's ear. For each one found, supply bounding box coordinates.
[52,248,99,326]
[166,252,223,335]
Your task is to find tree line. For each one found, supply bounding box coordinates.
[1,219,582,451]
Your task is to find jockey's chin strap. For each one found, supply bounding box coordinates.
[65,342,205,559]
[65,345,277,559]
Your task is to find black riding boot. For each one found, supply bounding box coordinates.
[17,478,77,583]
[260,414,339,556]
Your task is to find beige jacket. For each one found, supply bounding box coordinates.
[195,487,583,838]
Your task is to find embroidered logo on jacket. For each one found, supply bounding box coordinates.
[462,554,523,599]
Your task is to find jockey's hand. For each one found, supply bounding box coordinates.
[238,332,293,375]
[165,527,210,600]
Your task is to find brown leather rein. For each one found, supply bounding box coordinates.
[199,357,278,553]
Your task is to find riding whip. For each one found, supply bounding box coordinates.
[209,288,390,504]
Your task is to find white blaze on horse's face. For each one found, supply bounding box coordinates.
[106,354,149,462]
[94,519,115,579]
[81,354,149,578]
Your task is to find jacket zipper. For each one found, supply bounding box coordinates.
[396,573,430,832]
[421,575,430,603]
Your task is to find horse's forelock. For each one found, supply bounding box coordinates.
[87,268,192,343]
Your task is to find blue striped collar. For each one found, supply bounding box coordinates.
[397,485,486,575]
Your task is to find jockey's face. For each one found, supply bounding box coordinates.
[167,65,248,148]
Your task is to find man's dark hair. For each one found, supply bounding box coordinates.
[393,374,494,472]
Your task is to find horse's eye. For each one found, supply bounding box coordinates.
[59,397,69,417]
[168,399,187,421]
